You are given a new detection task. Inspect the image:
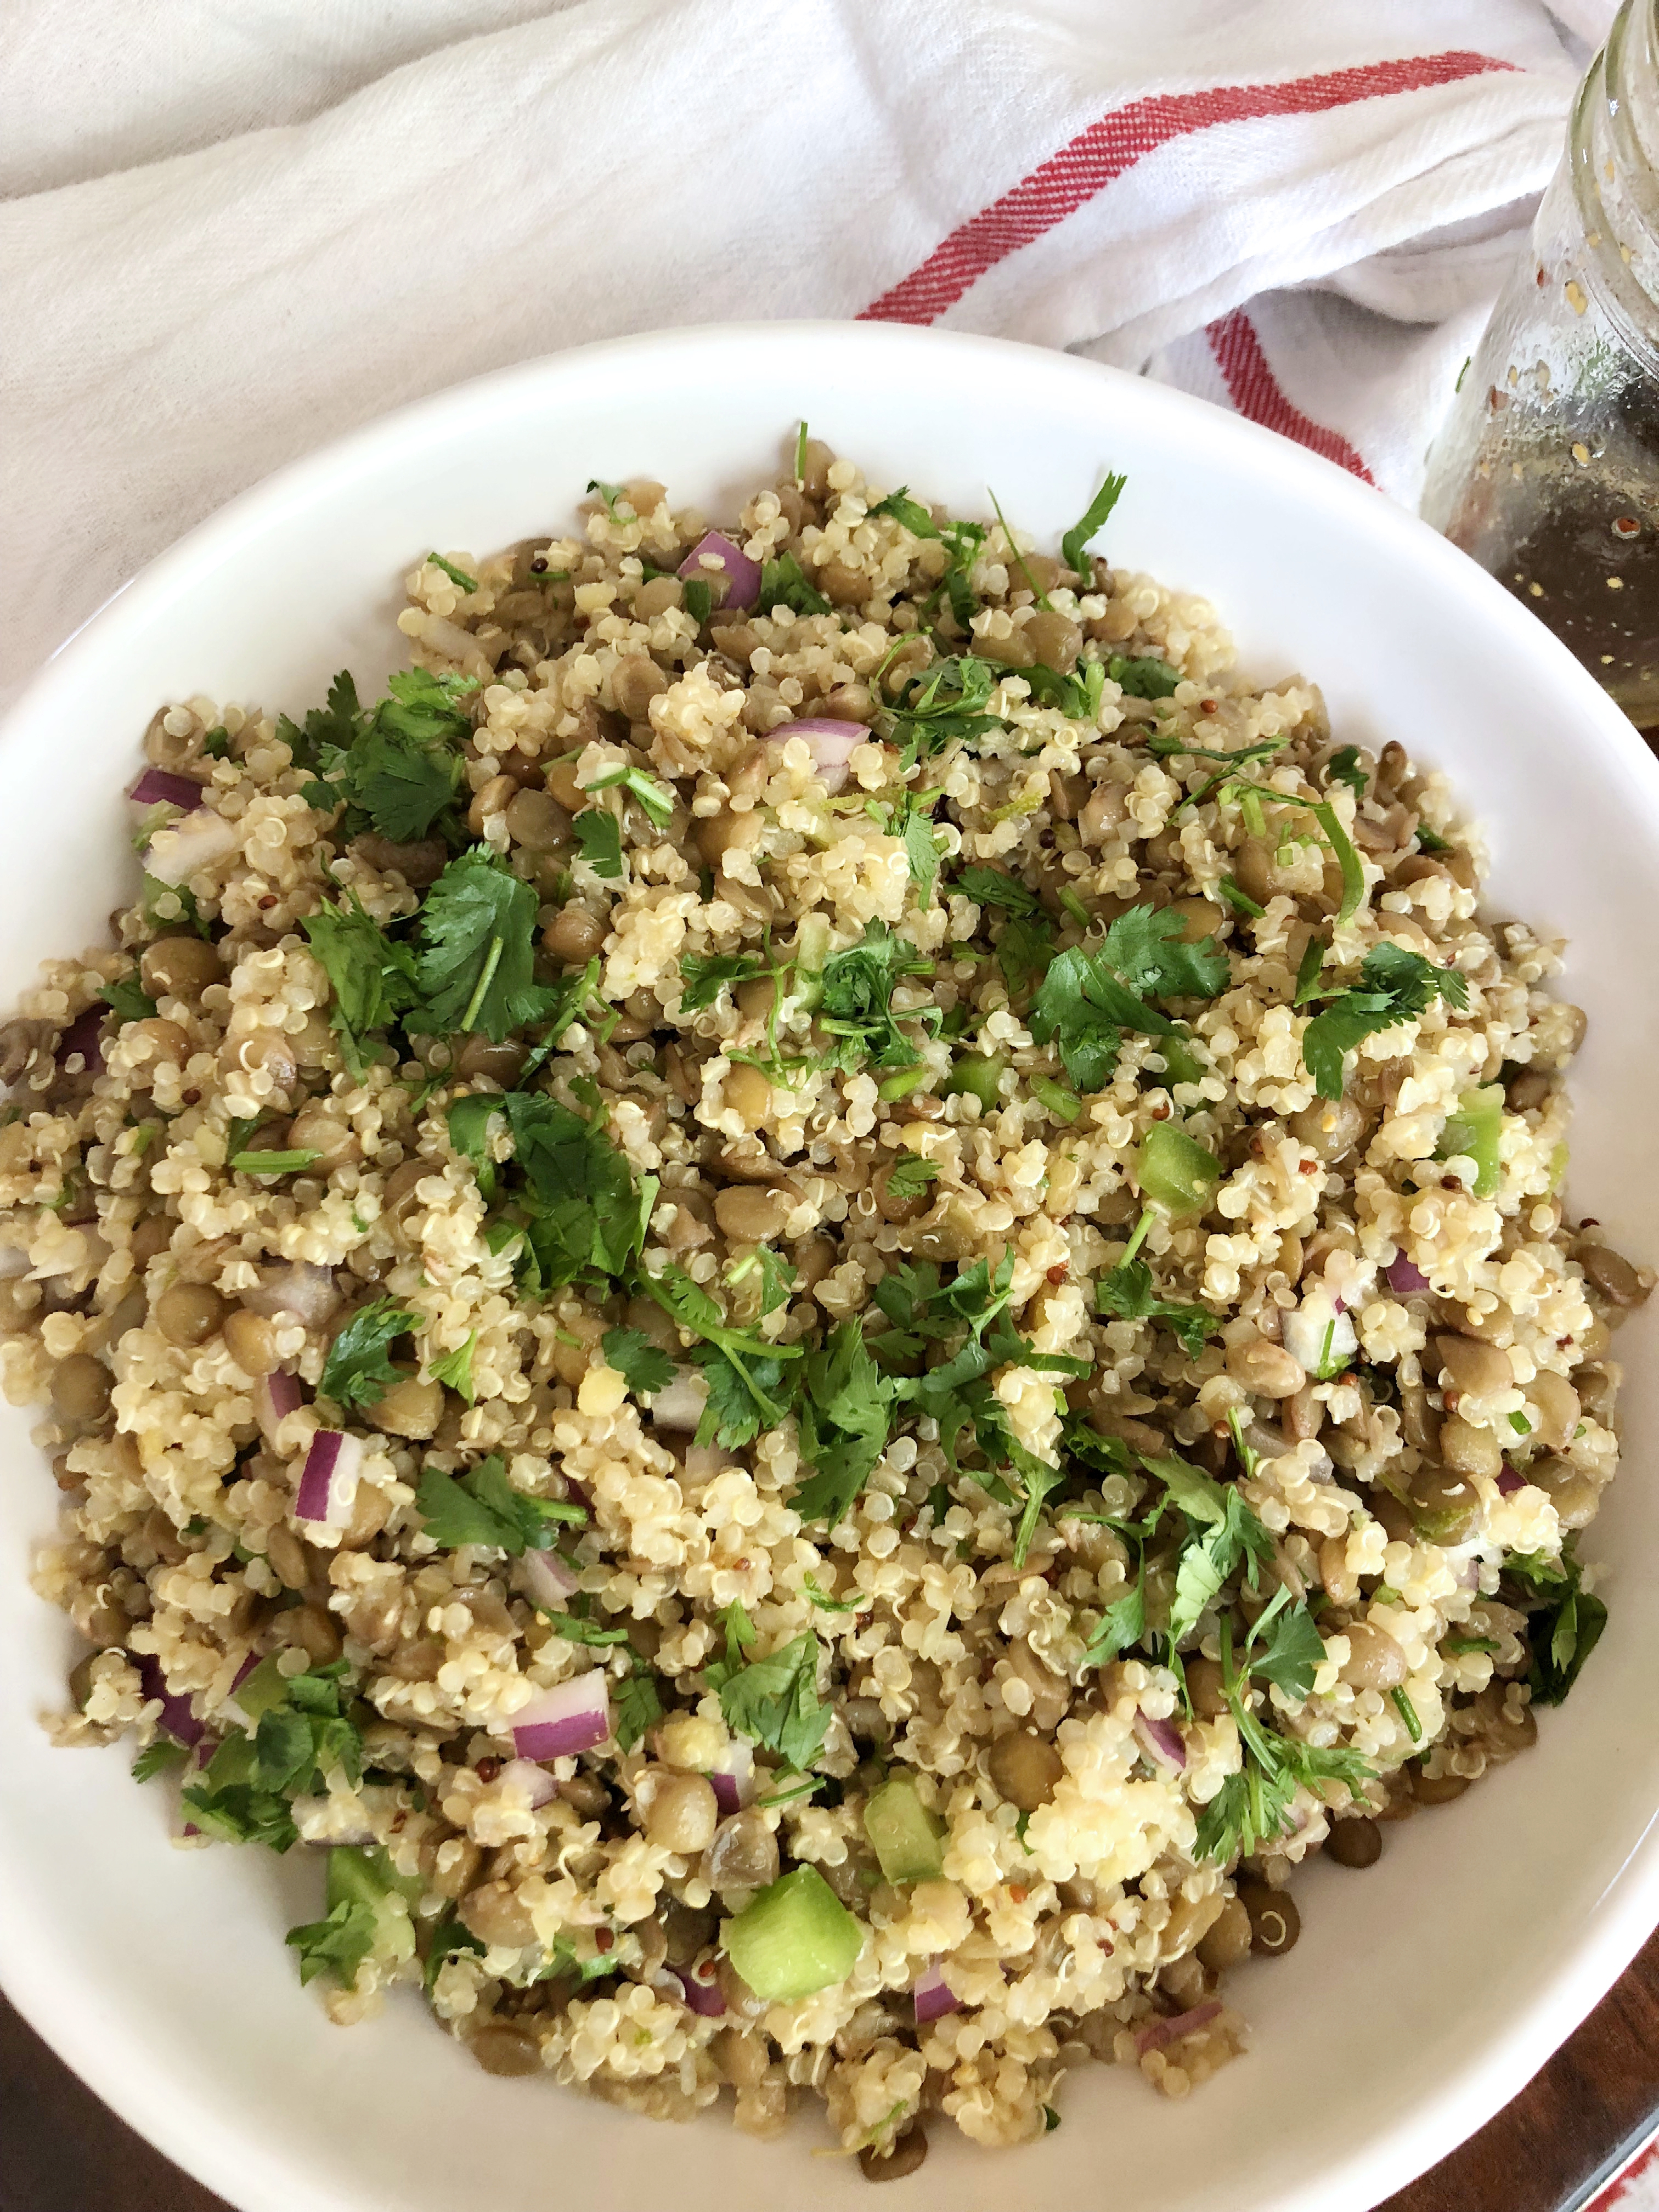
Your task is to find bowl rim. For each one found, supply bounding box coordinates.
[3,316,1658,2212]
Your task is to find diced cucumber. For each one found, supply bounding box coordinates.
[792,913,831,1011]
[863,1776,945,1884]
[945,1053,1008,1110]
[723,1865,862,2001]
[1136,1121,1221,1217]
[1154,1036,1204,1088]
[327,1844,423,1913]
[1435,1085,1504,1198]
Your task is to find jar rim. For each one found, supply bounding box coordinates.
[1570,0,1659,374]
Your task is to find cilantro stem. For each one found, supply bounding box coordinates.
[988,488,1053,612]
[1120,1206,1154,1268]
[460,934,505,1034]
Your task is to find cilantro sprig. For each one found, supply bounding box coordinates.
[415,1454,585,1554]
[704,1605,831,1772]
[1029,904,1227,1092]
[1300,942,1469,1101]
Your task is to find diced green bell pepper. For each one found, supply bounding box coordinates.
[1435,1085,1504,1198]
[862,1776,945,1884]
[1136,1121,1221,1217]
[723,1865,862,2002]
[945,1052,1008,1110]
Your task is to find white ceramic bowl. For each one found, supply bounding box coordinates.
[3,323,1657,2212]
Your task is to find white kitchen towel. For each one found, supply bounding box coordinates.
[0,0,1620,704]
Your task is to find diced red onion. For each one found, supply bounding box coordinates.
[138,1656,204,1747]
[708,1735,754,1816]
[678,530,760,613]
[647,1366,707,1432]
[55,1006,105,1075]
[1134,2000,1222,2058]
[295,1429,365,1523]
[1134,1710,1187,1772]
[511,1671,612,1760]
[239,1260,340,1326]
[681,1955,727,2017]
[142,808,240,887]
[1386,1254,1430,1295]
[764,718,865,794]
[254,1368,305,1444]
[519,1548,581,1610]
[129,769,207,812]
[1497,1466,1524,1497]
[913,1959,960,2024]
[496,1758,560,1809]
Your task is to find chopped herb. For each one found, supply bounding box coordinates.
[956,866,1040,916]
[586,478,627,517]
[415,1455,584,1555]
[201,725,231,759]
[286,1898,380,1990]
[1217,876,1265,919]
[704,1608,831,1771]
[1061,471,1127,578]
[794,421,810,483]
[1510,1541,1608,1704]
[989,488,1052,611]
[1415,823,1451,854]
[538,1609,629,1647]
[878,654,1003,760]
[1194,1616,1372,1863]
[803,1573,860,1613]
[884,1154,940,1200]
[903,810,943,902]
[601,1325,675,1398]
[818,921,935,1072]
[301,893,420,1074]
[1301,941,1470,1102]
[679,950,770,1011]
[133,1739,189,1782]
[573,809,624,879]
[100,975,156,1024]
[1443,1635,1501,1656]
[415,848,558,1042]
[1096,1256,1217,1358]
[503,1092,657,1290]
[232,1148,323,1176]
[1108,653,1181,699]
[1030,903,1225,1093]
[422,1908,484,1994]
[1392,1686,1424,1743]
[426,1332,478,1405]
[1508,1411,1533,1436]
[682,578,713,628]
[758,551,832,617]
[792,1319,898,1526]
[427,552,479,595]
[868,486,940,539]
[612,1654,664,1752]
[1324,746,1367,799]
[1244,1590,1327,1700]
[1294,933,1328,1006]
[319,1296,419,1410]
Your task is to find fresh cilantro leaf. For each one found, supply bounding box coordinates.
[538,1609,629,1646]
[133,1739,189,1782]
[804,1573,860,1613]
[793,1319,896,1525]
[427,552,478,594]
[415,849,558,1042]
[1101,904,1229,1003]
[601,1325,675,1398]
[344,725,465,842]
[1059,1414,1137,1485]
[506,1093,656,1286]
[201,725,231,759]
[1147,732,1285,771]
[956,866,1040,916]
[904,810,943,903]
[693,1342,794,1449]
[758,552,831,617]
[286,1898,380,1989]
[375,668,478,748]
[682,577,712,627]
[415,1455,584,1555]
[1519,1537,1609,1705]
[302,893,420,1074]
[426,1331,478,1405]
[1324,746,1367,799]
[573,810,624,879]
[636,1266,805,1426]
[1301,941,1469,1101]
[879,654,1004,760]
[586,478,627,516]
[679,950,769,1012]
[1108,654,1181,699]
[1062,472,1128,578]
[277,669,364,770]
[1029,947,1125,1091]
[1294,933,1328,1006]
[612,1655,664,1752]
[1096,1259,1217,1357]
[869,487,941,538]
[885,1154,940,1201]
[705,1626,831,1771]
[1080,1554,1147,1668]
[996,911,1055,995]
[819,922,935,1071]
[319,1296,418,1410]
[1415,823,1451,854]
[100,975,156,1024]
[1246,1596,1327,1701]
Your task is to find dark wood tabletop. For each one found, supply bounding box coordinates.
[3,1934,1656,2212]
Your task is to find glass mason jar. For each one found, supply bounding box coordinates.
[1420,0,1659,729]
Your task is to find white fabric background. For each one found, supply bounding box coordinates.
[0,0,1620,709]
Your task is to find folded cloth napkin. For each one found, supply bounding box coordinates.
[0,0,1618,703]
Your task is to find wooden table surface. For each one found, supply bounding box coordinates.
[3,1933,1656,2212]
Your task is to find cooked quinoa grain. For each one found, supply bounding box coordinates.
[9,446,1647,2159]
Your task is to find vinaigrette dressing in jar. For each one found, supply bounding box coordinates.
[1421,0,1659,729]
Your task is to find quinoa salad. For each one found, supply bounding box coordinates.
[6,436,1650,2176]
